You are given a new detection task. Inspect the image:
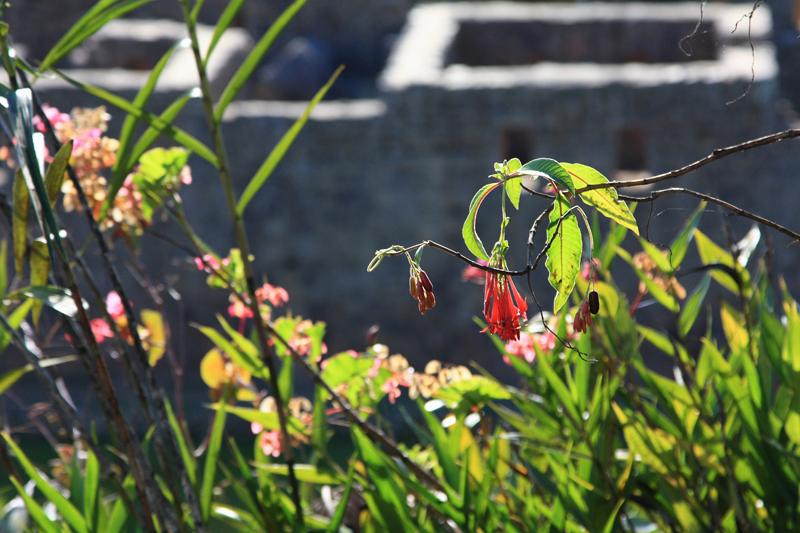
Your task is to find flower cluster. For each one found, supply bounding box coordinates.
[504,330,556,364]
[6,104,192,238]
[483,267,528,342]
[632,251,686,299]
[250,395,313,458]
[84,291,165,366]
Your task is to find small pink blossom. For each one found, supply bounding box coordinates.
[90,318,114,343]
[581,258,601,282]
[504,331,556,364]
[227,298,254,320]
[382,377,403,404]
[461,260,488,284]
[33,105,70,133]
[194,254,220,272]
[105,291,125,320]
[255,283,289,307]
[259,430,282,458]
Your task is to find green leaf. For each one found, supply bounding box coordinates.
[617,247,679,313]
[638,239,674,274]
[434,375,511,405]
[8,476,58,533]
[52,70,218,166]
[254,463,339,484]
[105,475,135,533]
[207,403,305,435]
[2,432,88,533]
[678,274,710,337]
[237,66,343,214]
[326,463,356,533]
[545,194,582,312]
[694,229,749,294]
[107,94,191,217]
[29,239,49,326]
[12,170,30,275]
[200,399,227,521]
[536,351,582,424]
[130,147,190,223]
[196,324,267,379]
[38,0,154,72]
[0,240,7,297]
[205,0,245,62]
[563,162,638,235]
[83,449,100,529]
[108,41,185,215]
[637,326,675,356]
[214,0,306,121]
[165,398,197,485]
[44,140,72,207]
[461,182,500,261]
[7,286,79,318]
[670,201,706,268]
[517,158,575,194]
[504,157,523,209]
[0,366,31,396]
[0,299,33,351]
[351,426,412,529]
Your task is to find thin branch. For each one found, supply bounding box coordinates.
[575,128,800,193]
[617,187,800,242]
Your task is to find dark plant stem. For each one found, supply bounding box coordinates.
[177,0,304,524]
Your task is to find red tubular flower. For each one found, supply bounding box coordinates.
[482,270,528,342]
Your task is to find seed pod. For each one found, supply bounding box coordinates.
[419,270,433,292]
[409,275,419,299]
[588,290,600,315]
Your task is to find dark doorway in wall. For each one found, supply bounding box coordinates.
[616,127,648,172]
[500,127,534,162]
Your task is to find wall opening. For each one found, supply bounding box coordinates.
[616,127,648,173]
[500,127,534,162]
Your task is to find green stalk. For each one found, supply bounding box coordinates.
[176,0,304,525]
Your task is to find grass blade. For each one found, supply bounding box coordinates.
[51,69,218,167]
[237,66,343,214]
[165,398,197,485]
[204,0,245,63]
[214,0,306,121]
[108,39,187,214]
[2,432,87,533]
[39,0,154,72]
[200,398,227,521]
[8,476,59,533]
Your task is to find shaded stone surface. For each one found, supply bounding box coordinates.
[3,3,800,426]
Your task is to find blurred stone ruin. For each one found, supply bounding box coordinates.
[4,1,800,378]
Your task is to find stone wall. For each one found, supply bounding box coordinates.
[5,2,800,393]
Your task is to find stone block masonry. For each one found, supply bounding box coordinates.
[9,3,800,384]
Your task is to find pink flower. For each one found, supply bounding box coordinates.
[90,318,114,343]
[227,298,254,320]
[259,431,282,458]
[382,377,403,404]
[33,105,70,133]
[504,331,556,364]
[194,254,220,272]
[255,283,289,307]
[462,260,488,284]
[581,258,600,282]
[105,291,125,321]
